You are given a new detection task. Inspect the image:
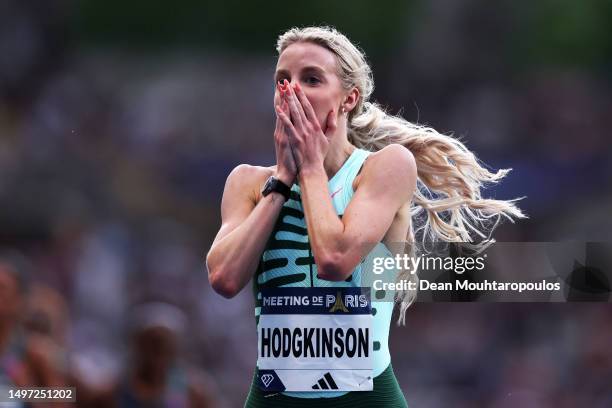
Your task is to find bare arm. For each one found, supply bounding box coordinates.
[205,165,287,298]
[206,87,296,297]
[299,144,417,280]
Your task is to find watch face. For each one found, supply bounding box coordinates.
[262,176,288,200]
[263,177,274,195]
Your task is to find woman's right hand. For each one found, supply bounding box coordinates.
[274,82,297,186]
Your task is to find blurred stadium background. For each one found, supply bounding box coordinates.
[0,0,611,407]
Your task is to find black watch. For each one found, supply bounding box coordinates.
[262,176,291,201]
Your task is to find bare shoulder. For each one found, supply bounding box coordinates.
[226,163,274,184]
[355,144,417,190]
[366,144,416,176]
[357,145,416,244]
[224,163,275,204]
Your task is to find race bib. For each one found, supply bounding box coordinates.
[257,287,373,392]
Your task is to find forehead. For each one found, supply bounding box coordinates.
[276,42,338,73]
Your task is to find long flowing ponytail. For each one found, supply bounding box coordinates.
[349,102,526,323]
[278,26,526,325]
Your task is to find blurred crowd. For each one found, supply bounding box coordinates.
[1,0,611,407]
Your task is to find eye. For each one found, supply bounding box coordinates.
[276,77,288,85]
[304,76,321,85]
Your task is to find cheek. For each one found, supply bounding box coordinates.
[303,91,335,127]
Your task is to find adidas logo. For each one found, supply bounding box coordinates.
[311,372,339,390]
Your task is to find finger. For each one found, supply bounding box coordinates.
[279,100,289,135]
[275,83,282,134]
[277,104,301,170]
[324,109,338,137]
[293,82,318,126]
[281,80,290,106]
[289,83,309,124]
[274,105,282,137]
[275,104,298,140]
[276,82,285,107]
[275,86,286,126]
[284,82,305,130]
[282,101,293,137]
[280,84,301,143]
[279,87,288,118]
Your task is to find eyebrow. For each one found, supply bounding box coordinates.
[274,65,327,81]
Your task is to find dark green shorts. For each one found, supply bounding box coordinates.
[244,363,408,408]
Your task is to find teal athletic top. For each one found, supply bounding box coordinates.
[253,147,397,399]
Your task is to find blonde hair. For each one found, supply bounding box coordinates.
[277,26,527,324]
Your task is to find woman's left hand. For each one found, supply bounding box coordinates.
[275,80,337,173]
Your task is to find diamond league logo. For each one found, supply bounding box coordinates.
[261,373,274,388]
[258,369,286,391]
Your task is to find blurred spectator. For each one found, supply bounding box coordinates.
[96,302,217,408]
[0,251,28,406]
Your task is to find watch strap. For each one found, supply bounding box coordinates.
[263,176,291,201]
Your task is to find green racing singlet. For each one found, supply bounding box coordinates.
[246,148,408,407]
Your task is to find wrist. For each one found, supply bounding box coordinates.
[298,162,325,181]
[263,174,292,202]
[275,171,295,187]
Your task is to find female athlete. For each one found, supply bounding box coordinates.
[206,26,525,407]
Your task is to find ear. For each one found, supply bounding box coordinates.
[342,87,360,115]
